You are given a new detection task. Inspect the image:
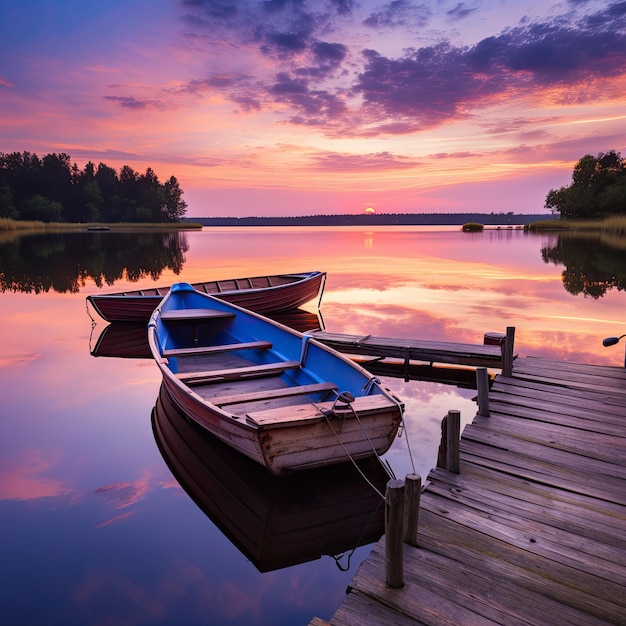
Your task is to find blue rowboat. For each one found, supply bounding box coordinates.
[148,282,403,476]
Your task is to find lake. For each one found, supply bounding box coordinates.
[1,225,624,625]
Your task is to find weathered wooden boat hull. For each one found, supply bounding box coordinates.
[87,271,326,322]
[152,383,389,571]
[148,283,403,476]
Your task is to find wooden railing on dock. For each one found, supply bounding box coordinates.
[308,326,515,376]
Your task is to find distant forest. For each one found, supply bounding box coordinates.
[0,151,187,223]
[188,213,551,227]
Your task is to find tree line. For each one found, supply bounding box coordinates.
[546,150,626,219]
[0,151,187,223]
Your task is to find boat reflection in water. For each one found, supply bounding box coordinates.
[151,383,390,572]
[90,307,326,359]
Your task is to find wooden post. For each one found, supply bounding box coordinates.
[502,326,515,377]
[446,410,461,474]
[385,479,405,588]
[436,414,448,469]
[476,367,490,417]
[404,474,421,547]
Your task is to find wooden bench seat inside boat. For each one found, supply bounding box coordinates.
[245,394,395,428]
[161,308,236,322]
[211,381,338,406]
[176,360,301,385]
[163,340,272,357]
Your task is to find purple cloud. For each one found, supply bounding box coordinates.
[170,0,626,134]
[311,150,419,171]
[354,2,626,131]
[363,1,431,30]
[446,3,476,21]
[102,96,165,110]
[270,73,347,123]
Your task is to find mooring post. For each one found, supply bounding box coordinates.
[385,479,405,588]
[436,414,448,470]
[502,326,515,377]
[476,367,490,417]
[404,473,421,547]
[446,409,461,474]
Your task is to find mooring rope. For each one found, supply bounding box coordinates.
[331,496,385,571]
[319,404,388,502]
[317,390,395,502]
[396,398,416,476]
[85,298,96,323]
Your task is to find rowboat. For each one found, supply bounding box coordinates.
[147,282,403,476]
[90,308,325,359]
[87,270,325,322]
[152,383,389,571]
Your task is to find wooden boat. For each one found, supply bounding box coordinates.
[87,270,326,322]
[152,383,389,571]
[89,308,325,359]
[147,282,404,476]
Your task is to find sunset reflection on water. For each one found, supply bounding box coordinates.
[0,225,624,625]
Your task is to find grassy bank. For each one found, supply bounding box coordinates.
[0,219,202,232]
[528,216,626,234]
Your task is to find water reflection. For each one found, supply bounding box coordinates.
[89,308,325,358]
[541,232,626,298]
[0,230,188,293]
[152,384,388,572]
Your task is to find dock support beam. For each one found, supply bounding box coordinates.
[385,474,422,588]
[385,480,405,588]
[476,367,490,417]
[502,326,515,377]
[446,410,461,474]
[404,474,421,547]
[436,410,461,473]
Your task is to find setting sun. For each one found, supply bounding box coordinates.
[365,207,376,214]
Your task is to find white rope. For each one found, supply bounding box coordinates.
[318,392,391,502]
[392,392,416,476]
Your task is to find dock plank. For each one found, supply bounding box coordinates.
[308,330,505,368]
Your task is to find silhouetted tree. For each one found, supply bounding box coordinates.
[163,176,188,222]
[546,150,626,219]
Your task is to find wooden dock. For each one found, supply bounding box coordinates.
[311,356,626,625]
[308,328,515,375]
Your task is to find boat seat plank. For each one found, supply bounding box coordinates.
[246,394,395,428]
[163,340,272,358]
[161,308,236,322]
[177,360,300,385]
[212,382,338,406]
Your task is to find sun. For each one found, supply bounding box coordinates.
[364,207,375,214]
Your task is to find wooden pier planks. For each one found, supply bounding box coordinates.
[318,356,626,625]
[308,331,507,369]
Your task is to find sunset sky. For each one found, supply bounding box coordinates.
[1,0,625,217]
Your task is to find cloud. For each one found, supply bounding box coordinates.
[103,95,166,110]
[446,2,477,21]
[181,0,239,20]
[353,2,626,132]
[363,1,432,30]
[310,150,419,171]
[169,0,626,136]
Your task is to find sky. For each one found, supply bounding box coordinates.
[1,0,626,217]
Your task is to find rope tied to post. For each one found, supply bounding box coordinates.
[318,389,391,502]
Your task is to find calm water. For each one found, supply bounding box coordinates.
[1,226,625,625]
